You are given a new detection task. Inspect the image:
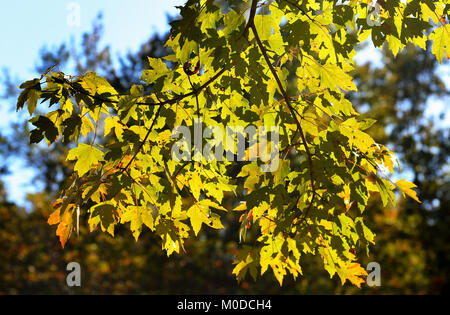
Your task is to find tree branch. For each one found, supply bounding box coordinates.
[242,0,259,37]
[283,0,315,23]
[55,67,227,175]
[58,67,227,108]
[250,17,316,222]
[120,102,164,173]
[117,67,226,172]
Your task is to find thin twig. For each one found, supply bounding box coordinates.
[188,75,201,119]
[120,103,164,173]
[54,67,227,109]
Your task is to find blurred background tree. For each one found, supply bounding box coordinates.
[0,14,448,294]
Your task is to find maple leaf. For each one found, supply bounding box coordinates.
[48,209,61,225]
[121,206,155,241]
[337,262,368,288]
[396,179,422,203]
[187,200,225,236]
[56,209,73,248]
[17,0,441,288]
[104,116,125,139]
[141,57,171,85]
[48,200,64,225]
[88,202,119,236]
[67,143,104,176]
[430,24,450,64]
[317,63,357,92]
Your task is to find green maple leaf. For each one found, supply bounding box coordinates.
[88,201,117,236]
[67,143,104,176]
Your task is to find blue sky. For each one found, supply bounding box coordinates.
[0,1,448,207]
[0,0,185,78]
[0,1,185,206]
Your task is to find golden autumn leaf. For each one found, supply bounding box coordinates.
[48,209,61,226]
[56,209,73,248]
[337,262,368,288]
[396,179,421,203]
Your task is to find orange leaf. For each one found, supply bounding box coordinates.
[56,210,73,248]
[48,209,61,225]
[247,210,253,222]
[52,201,62,209]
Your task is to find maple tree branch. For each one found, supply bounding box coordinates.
[57,67,227,108]
[117,67,226,173]
[187,75,201,119]
[55,67,227,175]
[172,161,191,180]
[120,102,164,173]
[242,0,259,37]
[283,0,315,23]
[250,18,316,222]
[145,67,227,107]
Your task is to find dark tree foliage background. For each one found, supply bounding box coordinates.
[0,14,448,294]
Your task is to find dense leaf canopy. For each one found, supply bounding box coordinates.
[16,0,448,287]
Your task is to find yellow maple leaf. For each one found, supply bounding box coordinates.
[430,24,450,64]
[338,262,368,288]
[396,179,422,203]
